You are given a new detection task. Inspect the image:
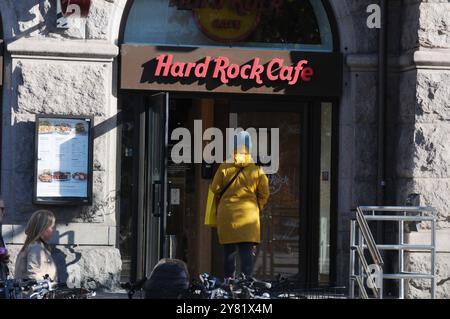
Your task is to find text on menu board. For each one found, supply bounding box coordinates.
[36,118,90,199]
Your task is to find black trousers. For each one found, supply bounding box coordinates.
[223,242,254,278]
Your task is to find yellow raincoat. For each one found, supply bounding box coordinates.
[211,153,270,245]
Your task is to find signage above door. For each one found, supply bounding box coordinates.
[170,0,284,43]
[121,45,342,97]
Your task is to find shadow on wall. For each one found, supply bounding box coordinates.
[383,0,450,299]
[2,229,81,281]
[0,1,52,41]
[0,0,115,42]
[385,0,421,206]
[3,228,121,290]
[6,0,62,40]
[52,230,82,285]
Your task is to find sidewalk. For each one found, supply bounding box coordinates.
[90,289,128,299]
[91,289,143,299]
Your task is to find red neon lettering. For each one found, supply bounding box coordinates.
[289,60,308,85]
[227,64,240,79]
[240,64,251,79]
[267,58,283,81]
[213,56,230,84]
[195,57,211,78]
[279,66,293,82]
[301,67,314,82]
[155,54,173,77]
[154,54,314,86]
[184,62,196,77]
[171,62,185,77]
[250,58,264,85]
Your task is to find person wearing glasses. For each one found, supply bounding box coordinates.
[14,210,58,282]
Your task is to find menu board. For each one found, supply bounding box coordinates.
[34,115,93,204]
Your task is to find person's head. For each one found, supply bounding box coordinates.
[234,131,252,155]
[144,258,190,299]
[232,131,254,166]
[21,210,56,251]
[0,199,5,224]
[156,258,188,273]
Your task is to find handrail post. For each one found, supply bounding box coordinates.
[399,217,404,299]
[379,277,383,299]
[350,219,356,299]
[358,221,364,297]
[356,208,384,265]
[431,217,436,299]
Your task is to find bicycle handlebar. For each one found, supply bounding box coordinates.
[32,281,55,292]
[15,279,37,289]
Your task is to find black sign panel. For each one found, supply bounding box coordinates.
[121,45,342,97]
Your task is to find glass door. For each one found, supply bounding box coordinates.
[230,101,303,281]
[138,93,170,277]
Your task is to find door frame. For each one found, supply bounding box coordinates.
[119,90,339,284]
[215,96,340,285]
[228,99,315,283]
[123,93,170,280]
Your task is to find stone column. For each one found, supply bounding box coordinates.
[0,0,127,290]
[392,0,450,299]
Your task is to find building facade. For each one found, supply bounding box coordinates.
[0,0,449,298]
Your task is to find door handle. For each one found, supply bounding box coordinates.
[152,181,161,217]
[167,181,172,217]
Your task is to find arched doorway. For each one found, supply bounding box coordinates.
[117,0,342,285]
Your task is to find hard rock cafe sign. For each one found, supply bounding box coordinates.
[154,54,314,86]
[121,45,343,97]
[169,0,283,42]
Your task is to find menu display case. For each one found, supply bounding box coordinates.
[34,115,94,205]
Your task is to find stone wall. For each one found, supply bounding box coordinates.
[397,67,450,298]
[0,0,120,40]
[333,0,450,299]
[0,0,126,290]
[6,245,121,290]
[404,230,450,299]
[331,0,381,287]
[384,0,450,298]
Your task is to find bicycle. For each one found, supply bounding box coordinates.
[1,278,37,299]
[1,276,96,299]
[29,279,96,299]
[121,277,147,299]
[268,275,347,299]
[184,273,272,299]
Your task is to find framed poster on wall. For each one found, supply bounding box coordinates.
[33,115,94,205]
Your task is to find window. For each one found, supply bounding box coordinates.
[124,0,333,52]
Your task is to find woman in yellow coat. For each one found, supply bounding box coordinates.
[211,131,270,278]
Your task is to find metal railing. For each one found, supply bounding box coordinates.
[350,207,384,299]
[350,206,437,299]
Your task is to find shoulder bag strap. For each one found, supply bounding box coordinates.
[219,167,244,198]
